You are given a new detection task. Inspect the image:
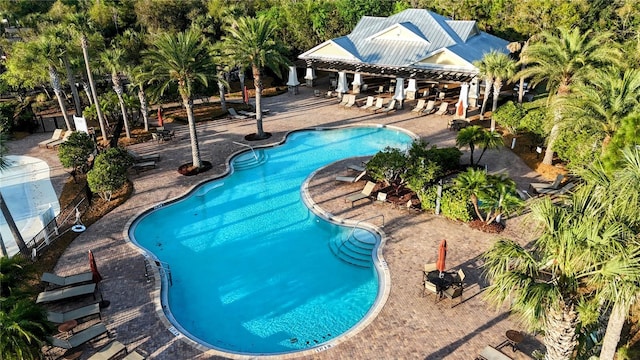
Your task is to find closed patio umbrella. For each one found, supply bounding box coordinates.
[89,250,109,308]
[157,107,163,127]
[436,239,447,275]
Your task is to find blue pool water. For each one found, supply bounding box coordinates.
[129,126,414,355]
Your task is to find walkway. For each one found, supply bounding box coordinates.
[8,82,544,359]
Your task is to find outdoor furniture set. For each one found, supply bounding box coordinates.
[422,264,466,307]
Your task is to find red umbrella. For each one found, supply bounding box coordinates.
[436,239,447,274]
[243,86,249,104]
[157,108,164,127]
[88,250,102,284]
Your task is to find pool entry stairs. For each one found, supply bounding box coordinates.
[329,228,376,267]
[232,143,267,170]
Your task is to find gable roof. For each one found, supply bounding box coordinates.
[299,8,510,77]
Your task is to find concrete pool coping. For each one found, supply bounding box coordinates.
[122,125,419,359]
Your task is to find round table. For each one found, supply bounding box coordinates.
[58,320,78,334]
[425,270,457,294]
[505,330,524,352]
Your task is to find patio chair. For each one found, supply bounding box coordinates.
[46,130,73,149]
[434,102,450,116]
[127,150,160,163]
[374,192,387,205]
[336,169,366,183]
[540,181,575,196]
[47,303,101,323]
[228,108,248,120]
[41,271,93,289]
[131,161,156,174]
[421,100,436,115]
[380,99,397,115]
[375,85,385,94]
[411,99,426,113]
[476,345,513,360]
[36,283,96,304]
[424,280,439,302]
[347,164,365,172]
[529,174,564,194]
[38,129,64,148]
[338,94,351,107]
[48,323,108,351]
[442,283,464,307]
[368,97,385,113]
[88,340,126,360]
[359,96,375,111]
[345,94,358,108]
[345,181,376,207]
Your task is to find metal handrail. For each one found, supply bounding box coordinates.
[145,259,173,286]
[337,214,385,252]
[232,141,258,160]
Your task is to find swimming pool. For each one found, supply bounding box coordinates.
[129,126,415,356]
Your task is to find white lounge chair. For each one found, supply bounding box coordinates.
[477,345,513,360]
[411,99,426,113]
[48,323,107,350]
[47,303,101,323]
[421,100,436,115]
[434,102,450,116]
[228,108,248,120]
[41,271,94,289]
[127,150,160,163]
[36,283,96,304]
[530,174,564,193]
[347,164,365,172]
[359,96,375,111]
[238,109,257,117]
[338,94,351,106]
[368,97,385,113]
[46,131,73,149]
[345,181,376,207]
[380,99,397,115]
[38,129,64,148]
[344,94,357,108]
[336,169,366,183]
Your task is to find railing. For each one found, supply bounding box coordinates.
[144,259,172,287]
[337,214,385,252]
[232,141,258,160]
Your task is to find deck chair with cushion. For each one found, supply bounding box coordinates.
[88,340,127,360]
[359,96,375,111]
[131,161,156,174]
[347,164,365,172]
[338,94,351,107]
[380,99,397,115]
[36,283,96,304]
[47,303,101,323]
[42,271,93,289]
[238,109,257,117]
[345,181,376,207]
[529,174,564,194]
[228,108,248,120]
[421,100,436,115]
[336,170,366,183]
[368,97,385,113]
[46,130,73,149]
[344,94,357,108]
[434,102,450,116]
[47,323,108,350]
[123,351,146,360]
[476,345,513,360]
[127,150,160,163]
[38,129,64,148]
[411,99,426,113]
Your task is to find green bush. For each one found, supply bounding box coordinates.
[417,185,437,211]
[87,148,133,201]
[366,146,407,186]
[424,146,462,173]
[440,187,472,222]
[493,101,524,133]
[58,132,96,174]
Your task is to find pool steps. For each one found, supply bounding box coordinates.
[329,228,376,268]
[231,149,267,170]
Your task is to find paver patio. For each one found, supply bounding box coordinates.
[8,80,545,359]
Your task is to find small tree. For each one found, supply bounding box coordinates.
[478,174,523,224]
[493,101,525,134]
[58,132,96,175]
[365,147,407,192]
[87,148,133,201]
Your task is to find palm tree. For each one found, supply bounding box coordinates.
[478,174,522,224]
[453,168,487,220]
[473,50,500,121]
[0,299,53,360]
[0,137,28,258]
[144,28,217,170]
[561,68,640,153]
[42,24,83,115]
[222,16,290,139]
[517,27,622,165]
[475,130,504,165]
[101,47,131,139]
[36,38,73,131]
[456,126,503,166]
[490,53,518,131]
[126,64,151,132]
[483,186,640,360]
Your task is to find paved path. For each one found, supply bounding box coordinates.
[8,82,545,359]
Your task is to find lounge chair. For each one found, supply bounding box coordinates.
[88,340,126,360]
[347,164,365,172]
[131,161,156,174]
[127,150,160,163]
[47,323,108,350]
[411,99,426,113]
[368,97,385,113]
[123,351,146,360]
[46,131,73,149]
[36,283,96,304]
[38,129,64,148]
[345,181,376,207]
[374,192,387,205]
[476,345,513,360]
[344,94,357,108]
[238,109,257,117]
[530,174,564,193]
[47,303,101,323]
[375,85,385,94]
[41,271,93,289]
[421,100,436,115]
[336,170,366,183]
[539,181,575,196]
[380,99,397,115]
[228,108,248,120]
[324,90,335,98]
[338,94,351,107]
[434,102,450,116]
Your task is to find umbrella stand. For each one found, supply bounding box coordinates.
[96,282,110,309]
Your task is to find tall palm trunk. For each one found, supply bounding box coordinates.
[137,87,149,132]
[0,193,28,257]
[81,35,107,141]
[62,55,82,115]
[0,233,7,257]
[480,78,494,120]
[49,65,73,131]
[112,74,131,138]
[252,65,265,138]
[599,299,631,360]
[182,94,202,168]
[470,194,482,219]
[491,79,503,132]
[544,301,579,360]
[217,68,227,112]
[82,81,93,105]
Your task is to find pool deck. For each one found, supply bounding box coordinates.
[8,82,545,359]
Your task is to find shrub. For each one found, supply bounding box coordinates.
[417,185,437,211]
[493,101,524,133]
[424,146,462,173]
[404,159,440,195]
[58,132,96,174]
[366,146,407,187]
[87,148,133,201]
[440,187,472,222]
